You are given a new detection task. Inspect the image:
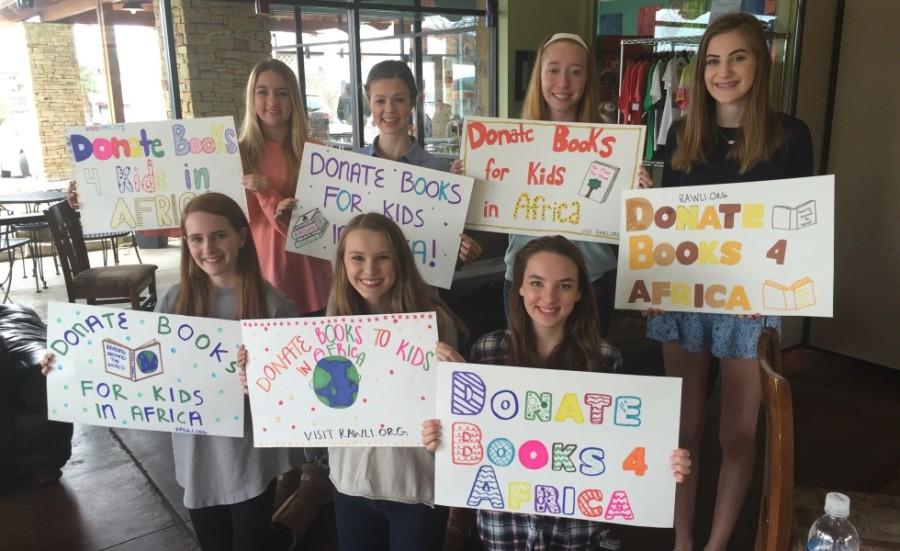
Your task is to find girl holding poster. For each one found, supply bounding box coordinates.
[360,59,482,265]
[327,212,466,551]
[422,236,691,549]
[238,59,333,315]
[42,193,296,551]
[642,13,812,551]
[494,33,653,334]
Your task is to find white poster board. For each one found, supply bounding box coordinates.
[67,117,247,234]
[285,143,474,289]
[45,302,244,437]
[434,362,682,528]
[462,117,645,242]
[241,312,439,447]
[615,175,834,316]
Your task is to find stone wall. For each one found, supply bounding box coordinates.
[23,23,85,180]
[165,0,272,123]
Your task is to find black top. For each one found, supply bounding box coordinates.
[661,113,813,187]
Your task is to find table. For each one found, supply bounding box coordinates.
[0,207,56,293]
[0,191,67,212]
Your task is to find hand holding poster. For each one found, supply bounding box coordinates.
[67,117,247,234]
[241,312,439,447]
[462,117,645,242]
[45,302,244,437]
[615,175,834,316]
[434,362,682,528]
[285,143,474,289]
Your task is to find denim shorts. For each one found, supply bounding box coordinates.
[646,311,781,359]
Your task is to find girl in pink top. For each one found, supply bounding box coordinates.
[238,59,332,315]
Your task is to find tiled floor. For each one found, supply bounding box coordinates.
[2,242,898,550]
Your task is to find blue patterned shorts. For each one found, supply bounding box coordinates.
[646,312,781,359]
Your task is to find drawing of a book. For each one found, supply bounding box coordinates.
[578,161,620,205]
[762,277,817,310]
[103,338,164,382]
[291,207,329,248]
[771,200,817,230]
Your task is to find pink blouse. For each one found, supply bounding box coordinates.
[246,141,332,314]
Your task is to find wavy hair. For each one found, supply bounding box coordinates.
[506,236,609,372]
[174,192,267,320]
[672,12,785,173]
[238,59,308,187]
[520,34,600,123]
[328,213,466,340]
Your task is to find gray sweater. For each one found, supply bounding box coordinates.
[157,283,296,508]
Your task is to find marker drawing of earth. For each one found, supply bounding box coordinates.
[313,356,360,408]
[136,350,160,374]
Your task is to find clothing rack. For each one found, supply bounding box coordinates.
[618,31,791,167]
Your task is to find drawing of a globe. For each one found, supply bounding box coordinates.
[136,350,160,374]
[313,356,359,409]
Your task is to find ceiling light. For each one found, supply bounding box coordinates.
[121,0,144,14]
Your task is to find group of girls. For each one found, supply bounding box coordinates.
[44,10,811,551]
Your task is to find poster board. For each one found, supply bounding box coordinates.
[45,302,244,437]
[67,117,247,234]
[241,312,439,447]
[615,175,834,316]
[461,116,645,242]
[434,362,682,528]
[285,143,474,289]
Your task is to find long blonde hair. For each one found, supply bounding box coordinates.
[520,34,600,123]
[174,193,267,320]
[671,12,785,173]
[238,59,308,187]
[328,213,466,340]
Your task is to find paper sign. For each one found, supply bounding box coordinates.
[434,362,682,528]
[45,302,244,437]
[462,117,645,242]
[615,175,835,316]
[241,312,439,447]
[285,143,475,289]
[67,117,247,234]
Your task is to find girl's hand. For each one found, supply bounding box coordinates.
[40,352,55,376]
[436,341,464,363]
[642,307,666,318]
[637,166,654,189]
[457,233,482,265]
[275,198,297,227]
[422,418,443,452]
[670,448,692,482]
[449,159,463,175]
[242,174,270,193]
[738,313,763,321]
[237,345,249,395]
[67,180,79,209]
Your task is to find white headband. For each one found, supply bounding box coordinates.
[544,32,589,51]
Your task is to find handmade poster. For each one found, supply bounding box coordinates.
[67,117,247,234]
[45,302,244,437]
[241,312,439,447]
[615,175,834,316]
[462,116,645,242]
[434,362,682,528]
[285,143,475,289]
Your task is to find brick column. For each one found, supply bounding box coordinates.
[23,22,85,181]
[163,0,272,121]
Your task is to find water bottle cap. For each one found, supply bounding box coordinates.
[824,492,851,517]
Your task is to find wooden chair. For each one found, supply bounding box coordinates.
[44,202,158,310]
[755,327,795,551]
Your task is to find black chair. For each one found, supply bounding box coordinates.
[0,221,33,303]
[44,202,158,310]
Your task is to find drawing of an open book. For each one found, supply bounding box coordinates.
[771,200,817,230]
[103,338,164,382]
[762,277,817,310]
[578,161,620,205]
[291,207,329,249]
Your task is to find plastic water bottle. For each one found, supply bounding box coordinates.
[807,492,860,551]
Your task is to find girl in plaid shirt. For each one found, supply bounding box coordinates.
[423,236,691,550]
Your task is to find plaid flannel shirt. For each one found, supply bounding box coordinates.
[469,330,624,551]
